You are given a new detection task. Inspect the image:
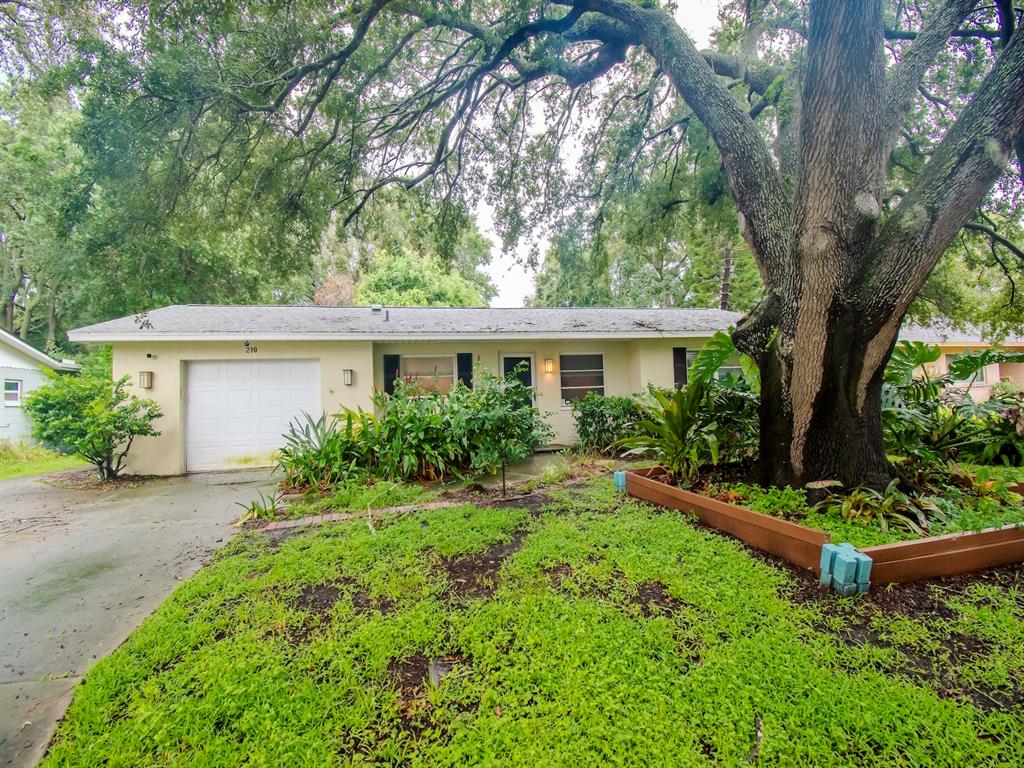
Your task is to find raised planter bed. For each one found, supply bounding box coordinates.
[626,468,830,574]
[626,467,1024,588]
[860,524,1024,583]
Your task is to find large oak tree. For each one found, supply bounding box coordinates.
[59,0,1024,486]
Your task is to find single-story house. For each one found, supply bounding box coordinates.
[1,328,81,444]
[67,305,1024,476]
[900,323,1024,401]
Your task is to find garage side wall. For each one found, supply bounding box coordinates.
[112,340,374,475]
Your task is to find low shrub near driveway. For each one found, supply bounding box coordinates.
[42,478,1023,767]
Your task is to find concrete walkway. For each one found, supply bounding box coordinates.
[0,469,272,767]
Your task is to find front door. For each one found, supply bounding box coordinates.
[501,354,534,389]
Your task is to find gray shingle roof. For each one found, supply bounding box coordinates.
[898,322,1024,345]
[67,305,1024,346]
[68,305,745,341]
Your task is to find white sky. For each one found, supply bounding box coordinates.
[479,0,725,307]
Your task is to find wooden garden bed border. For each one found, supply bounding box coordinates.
[625,468,830,574]
[626,468,1024,585]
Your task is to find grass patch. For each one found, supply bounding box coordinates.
[281,479,438,520]
[43,477,1023,767]
[0,441,85,480]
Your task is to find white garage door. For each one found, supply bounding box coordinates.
[186,359,321,471]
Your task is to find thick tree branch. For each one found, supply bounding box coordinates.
[884,0,980,156]
[867,27,1024,313]
[561,0,791,286]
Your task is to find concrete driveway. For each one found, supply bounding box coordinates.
[0,469,273,767]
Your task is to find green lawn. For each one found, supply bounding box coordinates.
[43,478,1022,767]
[0,442,85,480]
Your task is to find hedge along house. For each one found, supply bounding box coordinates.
[67,305,740,474]
[68,305,1024,476]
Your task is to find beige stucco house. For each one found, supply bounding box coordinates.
[68,306,1024,476]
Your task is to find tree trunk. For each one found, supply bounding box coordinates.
[758,335,894,489]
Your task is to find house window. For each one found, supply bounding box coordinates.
[3,379,22,406]
[673,348,699,387]
[947,353,985,384]
[560,354,604,407]
[400,355,456,394]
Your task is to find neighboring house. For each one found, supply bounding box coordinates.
[900,323,1024,402]
[67,305,1024,476]
[0,328,81,444]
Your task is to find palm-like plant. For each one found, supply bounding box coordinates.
[617,378,719,485]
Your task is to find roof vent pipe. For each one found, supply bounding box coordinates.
[370,304,383,313]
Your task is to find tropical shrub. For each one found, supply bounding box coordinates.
[24,372,161,480]
[276,366,551,489]
[571,392,640,454]
[276,412,369,491]
[882,342,1024,469]
[447,366,554,494]
[617,378,719,485]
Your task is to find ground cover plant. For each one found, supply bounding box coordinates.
[42,476,1022,767]
[0,440,85,480]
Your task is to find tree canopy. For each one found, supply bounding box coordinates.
[3,0,1023,486]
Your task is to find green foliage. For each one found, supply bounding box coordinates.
[446,365,555,494]
[570,392,640,454]
[277,368,551,489]
[234,490,286,526]
[276,412,368,492]
[0,440,85,480]
[617,379,719,484]
[23,371,161,480]
[688,330,760,392]
[284,480,436,520]
[40,478,1024,767]
[813,480,950,536]
[882,342,1024,469]
[354,248,486,307]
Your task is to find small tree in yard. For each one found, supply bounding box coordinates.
[451,366,554,497]
[25,372,162,480]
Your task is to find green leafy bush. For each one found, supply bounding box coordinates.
[882,342,1024,469]
[276,366,552,490]
[617,378,719,484]
[813,480,950,536]
[571,392,640,454]
[276,412,368,491]
[447,366,554,493]
[24,371,161,480]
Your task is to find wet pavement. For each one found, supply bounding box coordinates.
[0,469,272,767]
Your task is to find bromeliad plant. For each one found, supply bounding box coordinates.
[814,479,951,536]
[617,378,719,485]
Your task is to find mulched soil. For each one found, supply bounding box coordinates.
[440,530,528,600]
[43,469,158,491]
[788,561,1024,710]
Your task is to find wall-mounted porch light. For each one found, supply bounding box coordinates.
[138,370,154,389]
[343,369,354,386]
[543,358,554,374]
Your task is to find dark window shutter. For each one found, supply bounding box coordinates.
[672,347,688,388]
[383,354,401,395]
[457,353,474,388]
